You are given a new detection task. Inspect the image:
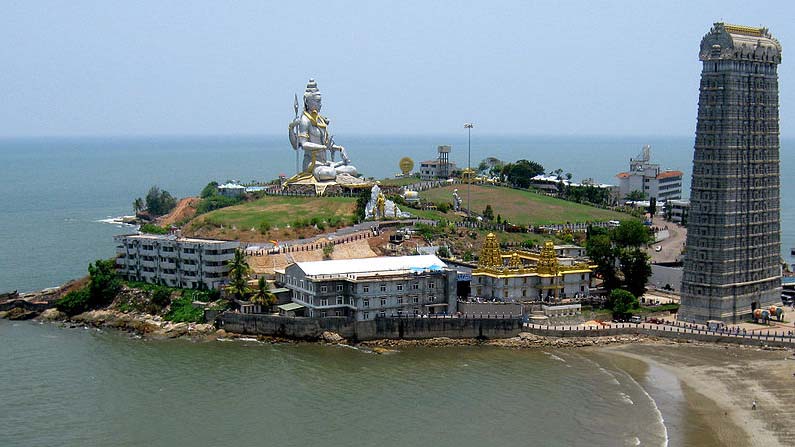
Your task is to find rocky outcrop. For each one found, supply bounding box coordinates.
[359,333,663,349]
[67,309,215,339]
[5,307,37,320]
[321,331,345,344]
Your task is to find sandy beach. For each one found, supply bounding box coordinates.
[600,343,795,446]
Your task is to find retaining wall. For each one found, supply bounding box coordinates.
[215,312,523,341]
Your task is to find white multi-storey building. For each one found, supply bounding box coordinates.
[616,145,683,202]
[279,255,457,320]
[114,234,239,290]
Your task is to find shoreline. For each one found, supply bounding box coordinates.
[599,343,795,447]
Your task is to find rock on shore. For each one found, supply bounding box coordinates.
[66,309,216,339]
[359,332,663,349]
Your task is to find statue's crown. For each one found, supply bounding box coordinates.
[304,79,320,98]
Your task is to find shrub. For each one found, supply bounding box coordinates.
[140,223,169,235]
[56,287,91,315]
[164,293,204,323]
[258,220,271,234]
[151,287,172,308]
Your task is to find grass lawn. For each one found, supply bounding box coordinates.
[187,196,357,231]
[379,176,421,187]
[421,184,632,226]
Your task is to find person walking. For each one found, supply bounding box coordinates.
[752,400,757,410]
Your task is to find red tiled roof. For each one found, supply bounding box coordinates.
[615,172,630,179]
[657,170,683,180]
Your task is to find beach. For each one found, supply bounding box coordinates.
[599,343,795,446]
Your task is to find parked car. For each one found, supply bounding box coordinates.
[630,316,642,324]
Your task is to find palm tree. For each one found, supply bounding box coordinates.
[250,277,276,312]
[225,249,252,300]
[132,197,144,214]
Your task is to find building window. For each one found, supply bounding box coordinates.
[413,297,419,304]
[412,282,419,290]
[380,298,387,306]
[363,285,369,293]
[428,281,435,289]
[363,311,369,319]
[321,285,327,293]
[337,284,343,292]
[336,296,343,305]
[320,298,328,306]
[429,296,435,302]
[335,310,341,317]
[321,311,327,318]
[380,284,387,292]
[363,299,370,307]
[397,284,403,291]
[397,297,404,305]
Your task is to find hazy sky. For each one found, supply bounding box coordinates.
[1,0,793,137]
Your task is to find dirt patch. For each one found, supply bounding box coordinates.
[158,197,199,226]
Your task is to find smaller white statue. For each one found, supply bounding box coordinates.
[365,184,412,220]
[453,188,462,211]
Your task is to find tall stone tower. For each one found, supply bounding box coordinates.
[680,23,783,323]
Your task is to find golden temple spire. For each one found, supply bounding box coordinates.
[536,240,559,275]
[478,233,503,268]
[508,252,523,269]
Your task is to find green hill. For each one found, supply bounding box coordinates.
[421,184,631,225]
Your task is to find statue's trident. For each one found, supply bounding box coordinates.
[293,93,300,173]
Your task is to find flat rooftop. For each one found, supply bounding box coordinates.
[116,233,238,245]
[295,255,447,277]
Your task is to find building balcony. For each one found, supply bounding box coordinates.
[141,260,157,269]
[202,254,233,262]
[180,252,199,261]
[181,263,199,272]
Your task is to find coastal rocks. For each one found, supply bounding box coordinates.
[5,307,38,320]
[321,331,345,344]
[38,308,66,321]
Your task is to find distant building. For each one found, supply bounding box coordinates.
[278,255,457,320]
[471,235,592,302]
[680,23,783,323]
[419,145,457,180]
[664,199,690,225]
[115,234,239,289]
[616,145,683,202]
[218,182,246,197]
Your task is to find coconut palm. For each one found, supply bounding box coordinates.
[132,197,144,214]
[250,277,276,311]
[225,249,252,300]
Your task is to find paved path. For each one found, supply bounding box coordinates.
[647,216,686,263]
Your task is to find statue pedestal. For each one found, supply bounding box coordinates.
[282,174,372,196]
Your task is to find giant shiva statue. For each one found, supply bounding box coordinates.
[288,79,359,182]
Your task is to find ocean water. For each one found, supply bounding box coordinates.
[0,134,793,292]
[0,320,694,447]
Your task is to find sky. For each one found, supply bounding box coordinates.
[1,0,793,138]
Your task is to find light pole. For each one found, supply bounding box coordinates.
[464,123,474,218]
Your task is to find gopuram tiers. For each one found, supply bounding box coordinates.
[471,234,593,302]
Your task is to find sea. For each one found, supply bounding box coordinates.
[0,134,792,446]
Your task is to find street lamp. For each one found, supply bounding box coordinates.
[464,123,474,218]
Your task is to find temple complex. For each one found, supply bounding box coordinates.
[471,234,592,302]
[680,23,783,323]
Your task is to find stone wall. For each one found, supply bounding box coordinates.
[215,312,522,341]
[456,301,524,317]
[523,324,795,348]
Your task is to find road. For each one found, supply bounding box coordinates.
[647,216,686,263]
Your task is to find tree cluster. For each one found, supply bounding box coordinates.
[135,186,178,217]
[56,259,121,315]
[500,159,545,188]
[586,220,652,298]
